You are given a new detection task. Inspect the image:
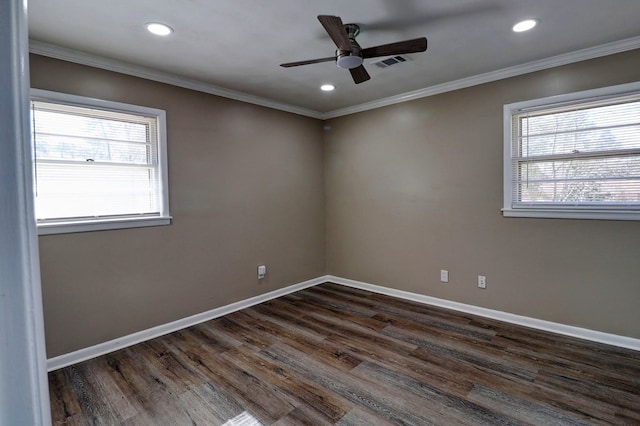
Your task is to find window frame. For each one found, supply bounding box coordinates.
[31,89,171,234]
[503,81,640,221]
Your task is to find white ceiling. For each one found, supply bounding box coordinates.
[28,0,640,115]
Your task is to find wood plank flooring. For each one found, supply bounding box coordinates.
[48,283,640,425]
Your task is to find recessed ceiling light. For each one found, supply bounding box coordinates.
[146,22,173,36]
[512,19,538,33]
[320,84,335,92]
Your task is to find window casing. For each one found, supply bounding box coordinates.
[503,82,640,220]
[31,89,171,234]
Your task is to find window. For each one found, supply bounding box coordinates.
[31,89,171,234]
[503,82,640,220]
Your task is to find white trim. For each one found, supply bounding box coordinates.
[37,216,172,235]
[503,103,514,212]
[30,88,173,234]
[502,208,640,221]
[28,40,323,120]
[327,275,640,352]
[324,36,640,119]
[31,87,167,117]
[30,36,640,121]
[503,81,640,221]
[47,275,330,371]
[504,80,640,115]
[47,274,640,372]
[0,0,51,423]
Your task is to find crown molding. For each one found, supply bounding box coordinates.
[28,40,323,120]
[322,35,640,119]
[30,36,640,121]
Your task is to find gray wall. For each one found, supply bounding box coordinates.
[325,50,640,339]
[34,49,640,359]
[31,55,326,358]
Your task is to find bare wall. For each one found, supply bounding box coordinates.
[30,55,326,357]
[325,50,640,339]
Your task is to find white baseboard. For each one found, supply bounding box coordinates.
[327,275,640,352]
[47,275,330,371]
[48,274,639,371]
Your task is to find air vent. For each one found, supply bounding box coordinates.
[371,55,411,69]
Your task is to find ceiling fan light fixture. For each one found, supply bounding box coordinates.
[336,54,363,70]
[512,19,538,33]
[146,22,173,36]
[320,84,335,92]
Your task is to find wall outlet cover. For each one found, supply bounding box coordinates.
[478,275,487,289]
[257,265,266,279]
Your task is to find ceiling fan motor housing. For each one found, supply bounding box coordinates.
[336,23,363,69]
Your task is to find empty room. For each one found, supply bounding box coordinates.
[2,0,640,424]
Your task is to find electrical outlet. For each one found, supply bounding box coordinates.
[257,265,266,279]
[440,270,449,283]
[478,275,487,289]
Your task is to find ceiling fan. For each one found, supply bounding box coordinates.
[280,15,428,84]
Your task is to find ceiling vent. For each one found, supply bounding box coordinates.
[371,55,411,70]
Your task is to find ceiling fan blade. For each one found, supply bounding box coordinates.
[280,56,336,68]
[349,65,371,84]
[318,15,352,52]
[361,37,427,58]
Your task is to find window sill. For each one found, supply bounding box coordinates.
[502,208,640,221]
[37,216,172,235]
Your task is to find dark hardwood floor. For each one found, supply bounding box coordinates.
[49,283,640,425]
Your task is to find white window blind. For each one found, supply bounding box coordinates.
[503,82,640,220]
[31,89,171,234]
